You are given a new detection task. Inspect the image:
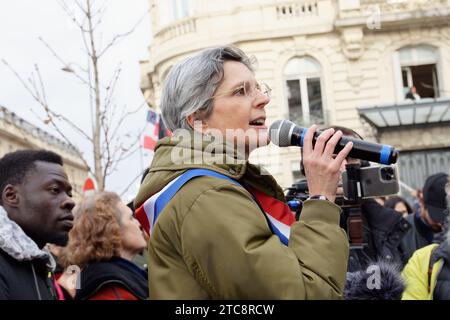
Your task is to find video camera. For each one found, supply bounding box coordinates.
[285,162,400,248]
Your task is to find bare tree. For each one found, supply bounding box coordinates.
[2,0,149,191]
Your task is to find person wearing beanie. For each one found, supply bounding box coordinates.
[402,173,450,300]
[400,173,450,262]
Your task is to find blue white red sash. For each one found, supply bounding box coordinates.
[135,169,295,245]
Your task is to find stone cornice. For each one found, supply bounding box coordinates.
[0,106,88,170]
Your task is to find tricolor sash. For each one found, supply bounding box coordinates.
[135,169,295,245]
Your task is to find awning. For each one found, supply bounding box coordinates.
[358,98,450,129]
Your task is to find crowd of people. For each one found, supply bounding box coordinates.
[0,46,449,300]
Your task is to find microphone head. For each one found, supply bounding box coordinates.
[344,261,405,300]
[269,119,296,147]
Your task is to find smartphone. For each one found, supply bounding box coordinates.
[342,165,399,200]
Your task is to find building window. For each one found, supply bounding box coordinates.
[395,45,440,101]
[158,0,190,27]
[284,57,324,126]
[172,0,190,20]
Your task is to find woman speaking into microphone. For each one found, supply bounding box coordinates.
[134,46,353,299]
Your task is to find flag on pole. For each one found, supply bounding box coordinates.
[158,116,172,139]
[143,110,173,151]
[143,109,159,151]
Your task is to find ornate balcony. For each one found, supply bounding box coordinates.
[360,0,449,13]
[154,17,197,44]
[275,1,319,20]
[337,0,450,28]
[152,0,329,45]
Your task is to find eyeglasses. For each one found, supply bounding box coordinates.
[210,81,272,100]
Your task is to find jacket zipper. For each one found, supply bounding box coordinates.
[31,262,42,300]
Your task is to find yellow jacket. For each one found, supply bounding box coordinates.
[401,244,444,300]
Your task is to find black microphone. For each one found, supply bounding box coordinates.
[268,120,398,165]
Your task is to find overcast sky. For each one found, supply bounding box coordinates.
[0,0,153,201]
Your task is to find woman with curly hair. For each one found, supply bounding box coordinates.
[59,191,148,300]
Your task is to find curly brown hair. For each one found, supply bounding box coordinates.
[60,192,123,269]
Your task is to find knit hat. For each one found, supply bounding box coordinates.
[423,173,449,223]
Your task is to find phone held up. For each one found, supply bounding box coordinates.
[342,165,399,201]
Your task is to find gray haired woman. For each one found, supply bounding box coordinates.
[135,46,353,299]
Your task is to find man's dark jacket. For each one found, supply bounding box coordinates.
[347,199,411,272]
[399,212,438,264]
[0,206,57,300]
[433,240,450,300]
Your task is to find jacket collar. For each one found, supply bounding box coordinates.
[0,206,49,262]
[77,257,149,300]
[149,131,248,177]
[435,240,450,263]
[135,131,285,207]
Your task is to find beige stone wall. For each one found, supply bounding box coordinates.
[380,126,450,152]
[142,0,450,188]
[0,107,88,201]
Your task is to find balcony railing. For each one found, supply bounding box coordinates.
[153,1,322,43]
[276,1,318,19]
[337,0,450,28]
[360,0,449,13]
[154,17,196,44]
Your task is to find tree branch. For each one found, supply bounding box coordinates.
[74,0,88,15]
[57,0,90,33]
[29,108,94,177]
[39,37,94,91]
[5,0,149,192]
[3,60,93,143]
[119,169,146,198]
[109,143,142,175]
[2,59,41,100]
[28,72,42,102]
[102,62,121,112]
[91,0,109,31]
[101,109,113,181]
[35,64,48,103]
[97,10,149,58]
[108,101,147,143]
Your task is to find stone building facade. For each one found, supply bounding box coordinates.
[140,0,450,193]
[0,106,89,200]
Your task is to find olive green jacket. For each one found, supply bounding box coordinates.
[135,133,349,299]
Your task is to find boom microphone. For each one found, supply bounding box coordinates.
[345,261,405,300]
[269,120,398,165]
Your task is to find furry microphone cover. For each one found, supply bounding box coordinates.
[345,260,405,300]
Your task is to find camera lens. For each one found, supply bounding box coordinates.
[381,167,394,181]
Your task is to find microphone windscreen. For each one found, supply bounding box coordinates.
[344,260,405,300]
[269,120,295,147]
